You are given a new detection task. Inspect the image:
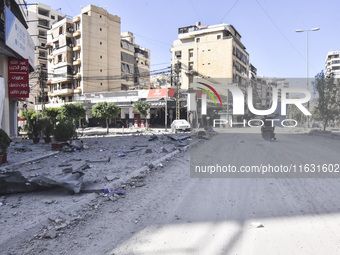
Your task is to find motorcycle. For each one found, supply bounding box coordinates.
[261,126,276,141]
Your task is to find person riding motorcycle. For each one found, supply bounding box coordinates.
[261,113,280,140]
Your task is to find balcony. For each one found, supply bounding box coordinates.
[73,45,81,51]
[73,30,81,37]
[74,87,82,94]
[73,16,80,23]
[74,73,81,79]
[73,59,81,66]
[49,88,74,96]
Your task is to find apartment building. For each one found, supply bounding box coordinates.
[47,5,121,104]
[121,32,150,90]
[171,22,249,91]
[26,3,65,108]
[325,51,340,79]
[46,5,150,104]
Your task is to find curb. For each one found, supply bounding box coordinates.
[0,151,60,170]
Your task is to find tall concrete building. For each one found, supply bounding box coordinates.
[47,5,121,104]
[121,31,150,90]
[26,3,65,108]
[171,22,249,90]
[325,51,340,79]
[46,5,150,105]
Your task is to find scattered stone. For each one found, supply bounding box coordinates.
[105,175,119,182]
[43,230,58,239]
[148,135,158,141]
[161,147,169,153]
[145,149,152,154]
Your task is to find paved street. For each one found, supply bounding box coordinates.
[1,130,340,255]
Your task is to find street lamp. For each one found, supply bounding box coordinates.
[296,27,320,128]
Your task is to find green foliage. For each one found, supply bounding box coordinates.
[0,129,11,154]
[287,104,307,125]
[45,107,60,122]
[59,103,86,122]
[52,121,76,142]
[92,102,120,133]
[92,102,119,119]
[133,100,150,118]
[28,118,43,138]
[40,118,54,137]
[313,71,340,130]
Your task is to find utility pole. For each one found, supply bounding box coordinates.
[175,61,181,120]
[39,64,46,117]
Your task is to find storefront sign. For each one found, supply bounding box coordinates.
[8,58,29,98]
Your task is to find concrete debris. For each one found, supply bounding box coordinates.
[167,134,191,141]
[197,131,210,140]
[122,148,143,153]
[161,147,169,153]
[148,134,158,141]
[85,157,111,163]
[145,149,153,154]
[105,175,119,182]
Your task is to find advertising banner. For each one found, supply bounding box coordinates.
[5,7,35,67]
[8,58,29,98]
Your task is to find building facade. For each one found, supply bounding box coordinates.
[325,51,340,79]
[171,22,249,91]
[26,3,65,109]
[46,5,150,106]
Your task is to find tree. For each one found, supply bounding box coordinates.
[92,102,119,134]
[59,103,86,126]
[45,107,60,126]
[313,71,340,130]
[133,100,150,128]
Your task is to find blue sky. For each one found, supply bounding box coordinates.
[37,0,340,78]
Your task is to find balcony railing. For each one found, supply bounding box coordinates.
[49,88,74,96]
[73,30,81,37]
[73,45,81,51]
[73,59,81,66]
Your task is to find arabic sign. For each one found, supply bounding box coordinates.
[8,58,29,98]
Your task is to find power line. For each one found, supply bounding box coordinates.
[255,0,305,61]
[189,0,202,22]
[219,0,240,23]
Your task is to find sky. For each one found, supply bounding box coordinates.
[32,0,340,79]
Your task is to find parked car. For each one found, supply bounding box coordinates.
[171,119,191,132]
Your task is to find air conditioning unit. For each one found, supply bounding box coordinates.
[69,44,74,47]
[68,28,74,32]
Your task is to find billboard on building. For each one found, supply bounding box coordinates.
[5,7,35,67]
[8,58,29,98]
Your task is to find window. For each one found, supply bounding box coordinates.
[100,69,102,72]
[189,49,193,59]
[100,15,102,18]
[196,38,200,43]
[100,56,102,59]
[100,28,102,31]
[175,51,182,59]
[100,42,102,45]
[217,35,221,40]
[51,15,55,20]
[101,83,103,86]
[58,54,62,63]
